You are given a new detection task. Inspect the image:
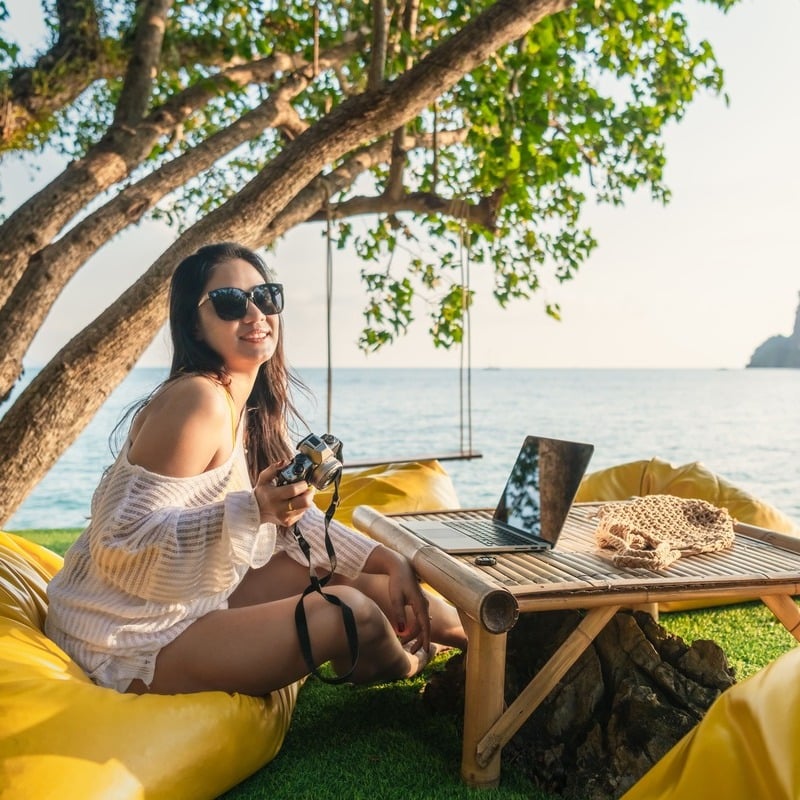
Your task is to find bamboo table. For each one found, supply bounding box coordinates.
[352,502,800,788]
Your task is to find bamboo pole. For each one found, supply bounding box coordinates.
[352,505,519,633]
[460,616,507,787]
[513,583,800,614]
[735,522,800,554]
[761,594,800,641]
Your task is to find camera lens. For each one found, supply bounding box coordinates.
[310,460,342,490]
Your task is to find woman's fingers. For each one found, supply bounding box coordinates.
[254,461,316,525]
[391,582,430,654]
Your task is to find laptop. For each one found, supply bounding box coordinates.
[400,435,594,553]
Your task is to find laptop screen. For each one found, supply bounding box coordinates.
[494,435,595,546]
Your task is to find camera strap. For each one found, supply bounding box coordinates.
[291,466,359,684]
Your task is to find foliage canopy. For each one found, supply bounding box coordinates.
[0,0,737,522]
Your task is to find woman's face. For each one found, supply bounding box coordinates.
[195,258,281,372]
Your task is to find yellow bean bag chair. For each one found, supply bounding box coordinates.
[621,645,800,800]
[316,459,460,527]
[0,531,300,800]
[576,457,798,535]
[576,457,800,610]
[0,461,459,800]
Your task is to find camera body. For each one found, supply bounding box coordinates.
[277,433,343,490]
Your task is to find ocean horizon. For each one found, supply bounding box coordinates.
[4,366,799,530]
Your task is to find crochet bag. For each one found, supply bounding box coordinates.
[594,494,735,570]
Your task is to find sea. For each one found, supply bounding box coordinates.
[4,367,800,530]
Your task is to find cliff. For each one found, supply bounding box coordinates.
[747,291,800,368]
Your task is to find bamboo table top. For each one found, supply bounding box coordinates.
[452,503,800,599]
[354,502,800,625]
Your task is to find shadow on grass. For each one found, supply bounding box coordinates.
[218,656,550,800]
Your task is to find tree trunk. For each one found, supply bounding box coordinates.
[0,287,166,524]
[0,34,365,400]
[0,0,571,525]
[424,610,735,799]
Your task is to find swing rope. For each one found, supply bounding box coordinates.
[325,199,334,434]
[459,223,474,458]
[321,199,481,466]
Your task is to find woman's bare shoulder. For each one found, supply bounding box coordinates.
[128,374,232,476]
[158,373,228,407]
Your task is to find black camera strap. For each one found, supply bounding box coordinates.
[291,453,359,684]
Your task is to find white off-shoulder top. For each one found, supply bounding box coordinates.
[45,419,376,691]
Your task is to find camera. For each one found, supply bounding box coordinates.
[277,433,344,490]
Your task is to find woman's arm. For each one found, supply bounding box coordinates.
[361,544,431,653]
[87,377,267,602]
[88,490,260,603]
[273,502,378,578]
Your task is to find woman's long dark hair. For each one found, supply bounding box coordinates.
[119,242,307,482]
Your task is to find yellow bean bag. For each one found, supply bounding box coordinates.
[0,531,300,800]
[576,457,799,535]
[315,459,460,526]
[621,645,800,800]
[1,461,459,800]
[576,457,800,610]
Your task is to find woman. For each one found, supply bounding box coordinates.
[45,242,466,696]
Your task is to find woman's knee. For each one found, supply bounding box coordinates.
[327,586,390,643]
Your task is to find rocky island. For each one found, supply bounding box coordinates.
[747,292,800,368]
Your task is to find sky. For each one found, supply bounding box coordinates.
[2,0,798,371]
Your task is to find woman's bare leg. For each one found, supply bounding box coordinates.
[128,561,427,696]
[230,552,466,649]
[227,551,311,606]
[331,572,467,651]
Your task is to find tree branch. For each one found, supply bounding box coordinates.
[368,0,389,90]
[550,119,598,168]
[309,188,501,229]
[260,129,469,240]
[112,0,173,128]
[0,0,103,145]
[385,0,420,201]
[0,3,296,149]
[0,30,368,304]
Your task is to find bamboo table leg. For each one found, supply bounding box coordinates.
[761,594,800,641]
[460,615,508,788]
[476,604,621,770]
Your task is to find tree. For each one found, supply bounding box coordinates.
[0,0,736,525]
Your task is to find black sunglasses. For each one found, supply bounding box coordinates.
[198,283,284,320]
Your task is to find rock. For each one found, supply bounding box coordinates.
[423,610,735,799]
[747,291,800,368]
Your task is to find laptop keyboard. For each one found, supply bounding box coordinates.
[447,518,534,547]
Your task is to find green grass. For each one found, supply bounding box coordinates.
[217,662,546,800]
[16,529,83,556]
[12,529,800,800]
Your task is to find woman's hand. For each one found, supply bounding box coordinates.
[364,545,431,654]
[253,461,316,527]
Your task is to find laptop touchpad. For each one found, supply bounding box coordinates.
[403,521,476,548]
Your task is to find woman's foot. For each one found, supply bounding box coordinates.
[402,642,452,676]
